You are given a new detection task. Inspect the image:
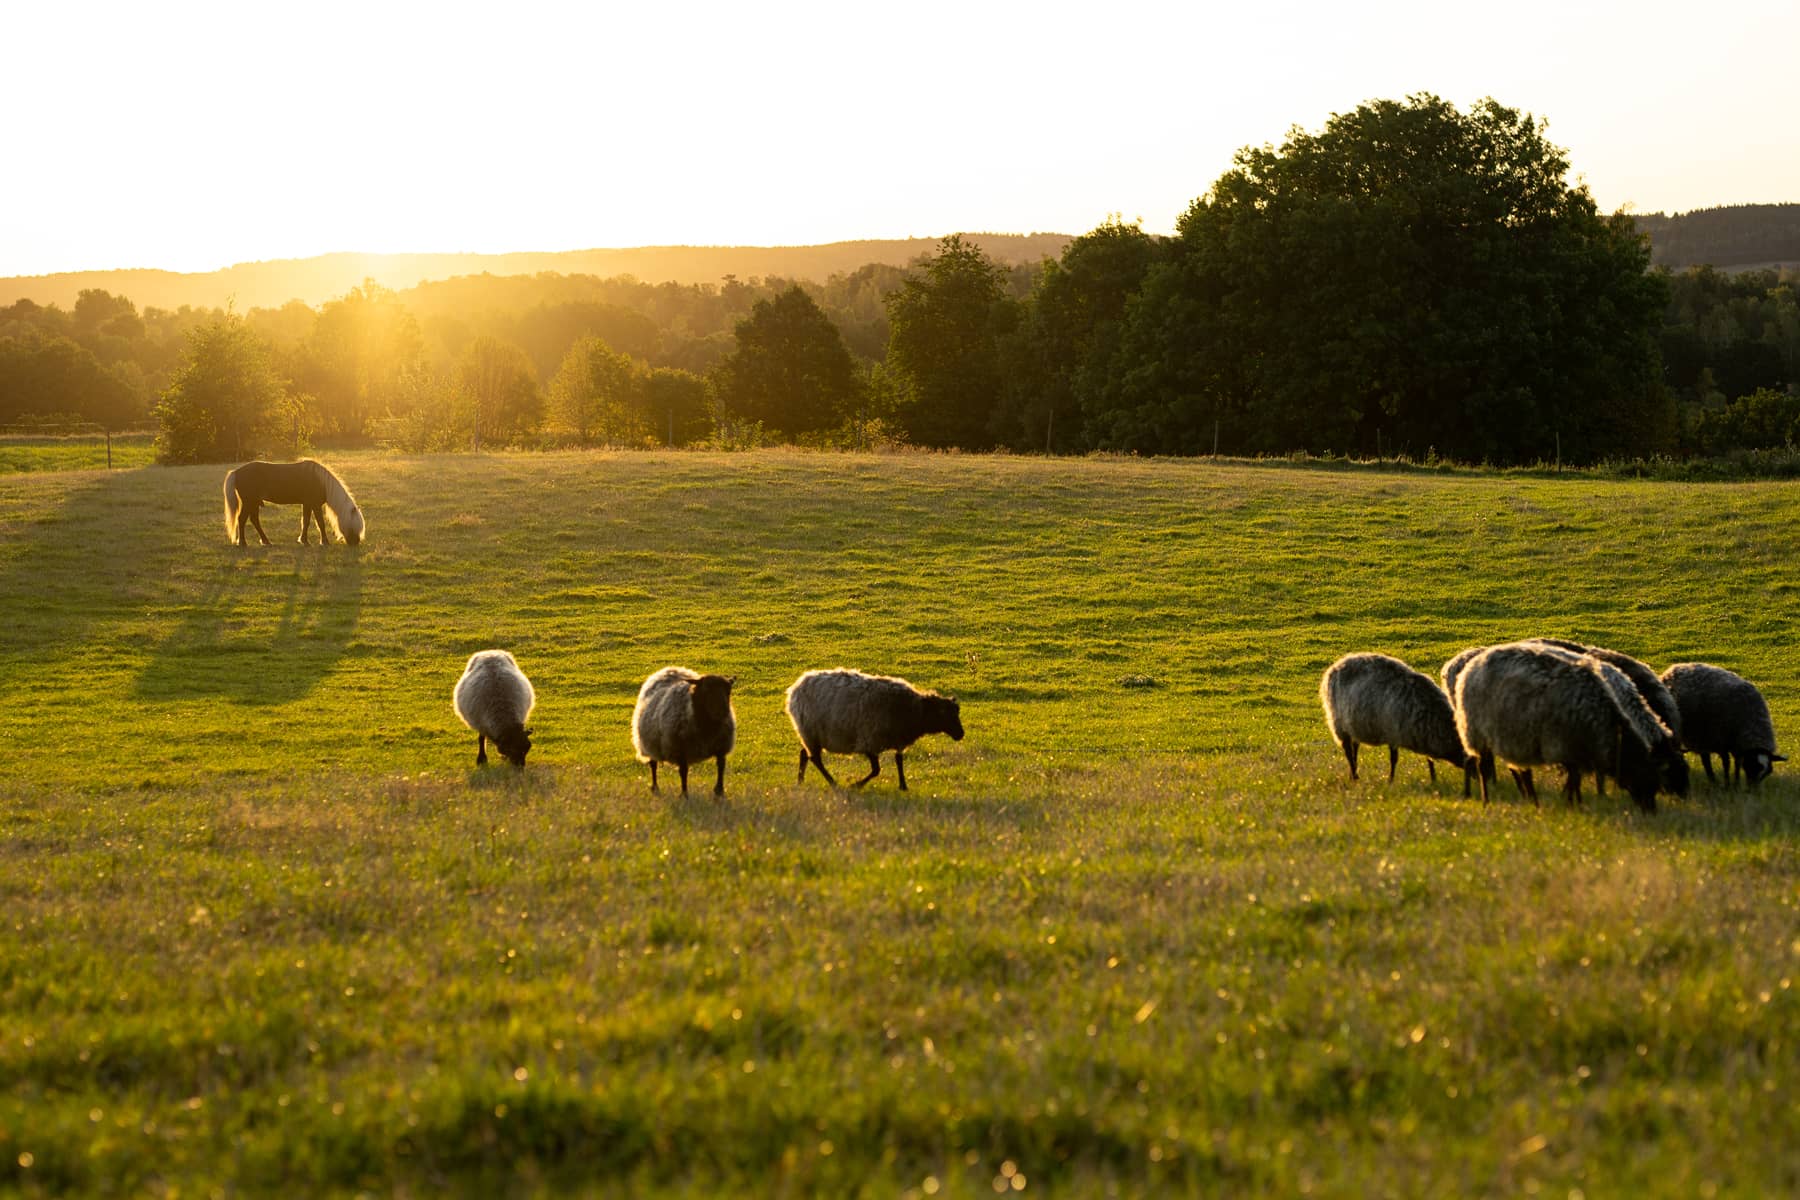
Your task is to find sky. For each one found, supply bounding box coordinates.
[4,0,1797,278]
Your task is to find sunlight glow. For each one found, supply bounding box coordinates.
[4,0,1796,276]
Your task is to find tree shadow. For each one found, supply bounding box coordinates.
[0,470,160,656]
[133,546,365,705]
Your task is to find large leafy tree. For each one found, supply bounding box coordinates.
[1102,94,1671,462]
[885,236,1020,450]
[458,336,540,447]
[548,336,642,444]
[154,314,286,463]
[1002,218,1162,451]
[294,281,425,438]
[713,285,862,438]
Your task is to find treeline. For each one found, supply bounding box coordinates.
[1636,204,1800,269]
[7,95,1799,465]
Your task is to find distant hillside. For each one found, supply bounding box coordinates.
[0,235,1073,312]
[1635,203,1800,270]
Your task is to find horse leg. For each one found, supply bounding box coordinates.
[475,734,488,766]
[248,504,271,546]
[298,506,313,544]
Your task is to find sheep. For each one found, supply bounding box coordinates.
[1660,662,1784,787]
[453,650,535,768]
[1320,652,1474,793]
[785,668,964,790]
[1454,643,1681,812]
[631,666,737,796]
[1446,639,1689,800]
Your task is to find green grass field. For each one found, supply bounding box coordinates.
[2,450,1796,1197]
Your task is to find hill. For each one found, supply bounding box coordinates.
[1636,203,1800,269]
[1,450,1796,1195]
[0,234,1074,312]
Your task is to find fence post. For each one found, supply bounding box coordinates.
[105,429,112,471]
[1213,419,1220,457]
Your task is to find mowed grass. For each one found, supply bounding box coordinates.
[0,450,1795,1197]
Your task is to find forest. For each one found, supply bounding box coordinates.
[3,97,1798,466]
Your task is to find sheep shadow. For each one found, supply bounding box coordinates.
[133,546,365,705]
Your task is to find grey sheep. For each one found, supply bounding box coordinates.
[1454,643,1681,812]
[1320,652,1474,793]
[1446,639,1689,800]
[453,650,535,768]
[631,666,737,796]
[785,668,964,790]
[1660,662,1784,787]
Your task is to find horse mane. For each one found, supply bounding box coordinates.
[310,460,364,540]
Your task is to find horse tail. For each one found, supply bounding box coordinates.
[223,467,242,541]
[313,460,364,543]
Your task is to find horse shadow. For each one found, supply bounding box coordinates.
[133,546,365,705]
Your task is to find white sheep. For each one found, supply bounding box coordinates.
[1319,652,1473,792]
[630,666,737,796]
[453,650,535,768]
[1454,643,1679,812]
[784,668,964,790]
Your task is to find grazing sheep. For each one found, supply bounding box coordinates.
[631,667,737,796]
[1524,639,1690,799]
[453,650,535,768]
[1320,653,1474,793]
[785,668,964,790]
[1454,643,1679,812]
[1660,662,1784,787]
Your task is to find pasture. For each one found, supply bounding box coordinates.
[0,450,1795,1197]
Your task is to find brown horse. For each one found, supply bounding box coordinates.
[222,459,365,546]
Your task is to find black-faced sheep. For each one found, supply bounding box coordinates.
[784,668,963,790]
[631,666,737,796]
[453,650,535,768]
[1454,643,1680,812]
[1660,662,1784,787]
[1320,652,1474,793]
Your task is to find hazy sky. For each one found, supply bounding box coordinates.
[6,0,1796,277]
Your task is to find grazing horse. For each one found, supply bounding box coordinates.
[222,459,365,546]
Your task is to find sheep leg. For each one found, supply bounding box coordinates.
[1562,767,1581,807]
[1427,759,1437,784]
[808,748,841,789]
[713,754,726,797]
[1512,768,1538,806]
[1340,737,1359,780]
[475,734,488,766]
[1699,752,1717,784]
[796,748,809,783]
[1387,745,1399,783]
[1476,752,1495,803]
[649,760,659,793]
[851,754,881,788]
[1595,771,1605,797]
[896,751,908,791]
[248,504,271,545]
[678,761,691,796]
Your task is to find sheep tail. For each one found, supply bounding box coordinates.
[222,467,242,541]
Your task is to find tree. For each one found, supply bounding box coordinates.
[1102,95,1671,462]
[154,314,286,463]
[643,367,712,446]
[458,336,540,447]
[885,236,1019,449]
[294,281,424,438]
[1003,217,1161,451]
[713,285,862,438]
[548,336,641,444]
